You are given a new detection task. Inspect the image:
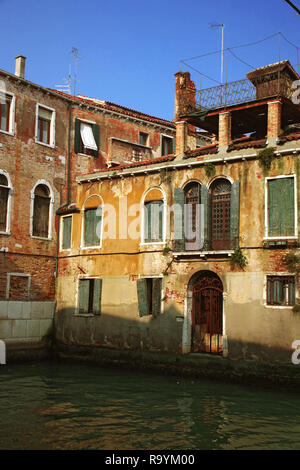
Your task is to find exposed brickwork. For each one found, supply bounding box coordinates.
[267,101,282,141]
[219,112,232,148]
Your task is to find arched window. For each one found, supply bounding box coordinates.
[184,182,201,251]
[32,184,51,238]
[211,178,231,250]
[0,173,10,232]
[143,188,165,243]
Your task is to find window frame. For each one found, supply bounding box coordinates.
[0,169,13,235]
[81,195,103,250]
[137,275,163,317]
[75,118,99,157]
[76,276,102,316]
[139,132,149,147]
[264,273,296,308]
[264,174,297,240]
[140,187,166,246]
[0,90,15,136]
[60,214,73,252]
[35,103,56,148]
[6,273,31,300]
[160,133,174,156]
[30,180,54,240]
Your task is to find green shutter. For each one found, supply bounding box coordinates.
[171,137,176,154]
[152,278,162,317]
[62,216,72,250]
[137,279,149,317]
[74,118,81,153]
[92,124,100,157]
[79,279,90,313]
[84,208,101,246]
[201,185,211,251]
[174,188,185,252]
[268,178,295,237]
[93,279,102,315]
[230,180,240,249]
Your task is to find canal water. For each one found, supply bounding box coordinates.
[0,361,300,450]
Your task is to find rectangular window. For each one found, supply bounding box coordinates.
[36,105,55,146]
[144,200,163,243]
[75,119,100,157]
[0,92,13,133]
[267,275,295,306]
[61,215,72,250]
[78,278,102,315]
[267,176,296,238]
[84,207,102,247]
[139,132,148,146]
[161,135,174,156]
[137,278,162,317]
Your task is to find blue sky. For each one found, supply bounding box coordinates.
[1,0,300,120]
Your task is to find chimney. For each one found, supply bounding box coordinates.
[15,55,26,79]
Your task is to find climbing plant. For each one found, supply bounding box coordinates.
[204,162,216,178]
[258,147,275,174]
[230,248,248,269]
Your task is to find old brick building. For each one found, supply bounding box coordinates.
[54,61,300,364]
[0,55,186,353]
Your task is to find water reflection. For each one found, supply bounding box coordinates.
[0,362,300,449]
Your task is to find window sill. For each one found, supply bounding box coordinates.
[80,245,102,250]
[0,129,14,137]
[0,231,11,236]
[35,139,55,149]
[140,242,166,246]
[31,235,52,241]
[264,304,294,309]
[173,250,234,257]
[263,237,298,241]
[74,313,100,317]
[77,152,97,158]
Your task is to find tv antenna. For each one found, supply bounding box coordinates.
[70,47,81,96]
[55,65,72,94]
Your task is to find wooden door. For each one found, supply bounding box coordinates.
[192,274,223,354]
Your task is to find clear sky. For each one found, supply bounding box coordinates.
[1,0,300,120]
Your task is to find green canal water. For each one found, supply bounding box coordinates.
[0,361,300,450]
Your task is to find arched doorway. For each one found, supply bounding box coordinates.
[192,271,223,354]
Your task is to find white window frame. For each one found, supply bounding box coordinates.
[0,169,13,235]
[35,103,56,148]
[264,174,297,240]
[60,214,73,252]
[263,272,296,309]
[30,180,54,240]
[0,90,15,136]
[76,118,98,156]
[140,187,167,246]
[81,194,103,250]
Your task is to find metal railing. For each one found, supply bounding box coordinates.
[195,76,294,112]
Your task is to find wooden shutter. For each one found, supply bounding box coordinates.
[174,187,185,252]
[201,185,211,251]
[152,278,162,317]
[84,208,101,246]
[0,186,8,231]
[137,279,149,317]
[74,118,81,153]
[62,216,72,249]
[171,137,176,154]
[92,124,100,157]
[268,178,295,237]
[230,180,240,249]
[93,279,102,315]
[78,279,90,313]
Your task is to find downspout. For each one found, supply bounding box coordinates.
[55,102,72,278]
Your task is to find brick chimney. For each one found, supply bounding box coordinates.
[174,71,197,156]
[218,111,232,151]
[15,55,26,79]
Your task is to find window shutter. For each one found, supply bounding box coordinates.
[74,119,81,154]
[171,137,176,154]
[230,180,240,250]
[79,279,90,313]
[93,279,102,315]
[201,185,211,251]
[268,178,294,237]
[62,216,72,250]
[174,188,185,252]
[152,278,162,317]
[137,279,149,317]
[92,124,100,157]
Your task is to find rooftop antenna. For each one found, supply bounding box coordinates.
[55,64,72,94]
[70,47,81,96]
[210,24,225,88]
